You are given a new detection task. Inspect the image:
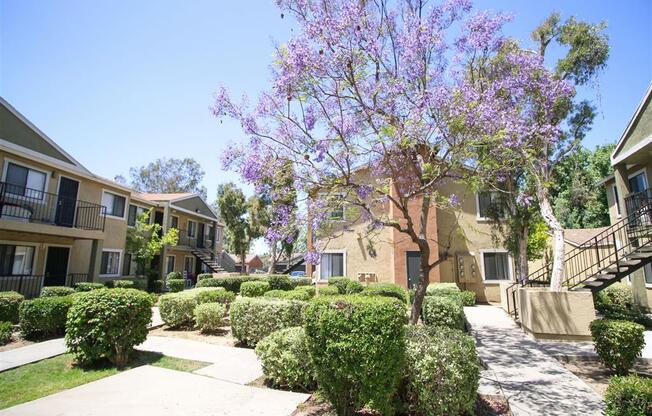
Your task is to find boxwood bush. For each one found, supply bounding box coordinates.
[65,289,152,366]
[360,282,408,303]
[590,319,645,374]
[166,271,182,280]
[604,375,652,416]
[267,275,294,291]
[111,279,135,289]
[194,303,226,333]
[425,282,460,297]
[0,321,12,345]
[240,281,270,297]
[291,277,312,287]
[294,285,316,297]
[328,276,350,294]
[19,296,73,339]
[460,290,476,306]
[197,273,213,281]
[422,296,464,329]
[401,325,480,415]
[194,276,261,293]
[255,326,316,391]
[194,287,235,305]
[230,298,307,346]
[304,295,406,415]
[264,289,312,301]
[158,293,197,327]
[0,291,24,323]
[74,282,105,292]
[345,280,364,294]
[153,280,165,293]
[41,286,75,297]
[167,279,185,293]
[317,286,340,296]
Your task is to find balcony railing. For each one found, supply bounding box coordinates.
[0,182,106,231]
[625,187,652,220]
[0,273,90,298]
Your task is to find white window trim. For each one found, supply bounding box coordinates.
[0,240,40,276]
[1,157,51,202]
[479,249,514,283]
[187,220,197,237]
[99,248,123,278]
[101,189,127,220]
[316,249,347,283]
[166,255,176,274]
[475,191,505,222]
[627,167,649,195]
[127,203,149,227]
[612,185,622,218]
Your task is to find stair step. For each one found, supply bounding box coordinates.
[584,280,606,288]
[618,260,642,267]
[594,274,618,282]
[628,252,652,260]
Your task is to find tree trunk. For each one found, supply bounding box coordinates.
[241,249,248,275]
[410,262,431,324]
[409,193,432,324]
[538,190,564,291]
[268,240,277,274]
[516,223,529,284]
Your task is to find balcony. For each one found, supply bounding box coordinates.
[0,182,106,231]
[175,228,214,250]
[625,188,652,215]
[0,273,89,298]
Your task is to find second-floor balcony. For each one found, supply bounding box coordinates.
[175,228,215,250]
[625,187,652,216]
[0,181,107,231]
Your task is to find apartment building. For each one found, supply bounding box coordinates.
[0,98,223,297]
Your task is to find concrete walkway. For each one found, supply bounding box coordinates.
[465,305,604,416]
[0,365,309,416]
[0,339,65,372]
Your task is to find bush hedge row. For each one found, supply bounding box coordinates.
[591,319,645,375]
[230,298,307,346]
[74,282,105,292]
[194,303,226,333]
[604,375,652,416]
[240,281,270,297]
[264,289,312,301]
[422,296,465,330]
[159,288,231,328]
[19,295,73,339]
[0,291,24,323]
[361,282,408,303]
[0,321,12,345]
[41,286,75,297]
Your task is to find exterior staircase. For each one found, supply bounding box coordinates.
[191,248,224,273]
[506,189,652,319]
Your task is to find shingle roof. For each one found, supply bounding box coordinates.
[136,192,195,201]
[564,227,610,246]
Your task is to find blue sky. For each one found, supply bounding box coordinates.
[1,0,651,207]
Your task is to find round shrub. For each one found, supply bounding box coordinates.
[596,283,633,310]
[240,281,270,297]
[460,290,476,306]
[159,293,197,327]
[65,289,152,366]
[167,279,185,293]
[195,278,221,288]
[195,276,260,293]
[166,271,182,280]
[317,286,340,296]
[328,277,350,294]
[267,275,294,291]
[0,321,12,345]
[256,327,316,391]
[194,303,226,333]
[19,296,73,339]
[345,280,363,294]
[304,295,406,415]
[294,285,316,297]
[264,289,312,301]
[0,291,24,323]
[425,283,460,297]
[292,277,312,287]
[401,325,480,415]
[131,279,148,291]
[111,280,134,289]
[591,319,645,374]
[422,296,464,330]
[153,280,165,293]
[195,287,235,305]
[604,375,652,416]
[74,282,105,292]
[197,273,213,281]
[361,282,408,303]
[230,298,307,346]
[41,286,75,297]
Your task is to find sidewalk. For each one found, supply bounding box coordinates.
[0,339,65,372]
[465,305,604,416]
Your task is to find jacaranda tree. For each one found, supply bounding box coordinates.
[213,0,574,322]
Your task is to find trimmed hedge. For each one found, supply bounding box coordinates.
[111,279,135,289]
[74,282,105,292]
[41,286,75,297]
[0,291,24,323]
[166,272,182,280]
[401,325,480,415]
[422,296,465,329]
[604,375,652,416]
[194,303,226,333]
[153,280,165,293]
[328,276,350,294]
[591,319,645,374]
[230,298,307,346]
[292,277,312,287]
[255,326,316,391]
[264,289,312,301]
[304,295,406,415]
[294,285,316,297]
[19,296,73,339]
[197,273,213,281]
[159,293,196,327]
[361,282,408,303]
[65,289,152,366]
[460,290,476,306]
[267,275,294,291]
[167,279,185,293]
[0,321,12,345]
[425,282,460,297]
[195,287,235,305]
[240,281,270,297]
[345,280,364,294]
[595,283,652,328]
[195,276,261,293]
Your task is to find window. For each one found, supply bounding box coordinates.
[5,162,47,199]
[477,191,504,220]
[628,171,648,194]
[122,253,132,276]
[613,185,621,217]
[100,250,121,276]
[215,227,221,242]
[166,255,175,274]
[102,191,126,218]
[170,216,179,229]
[319,252,344,280]
[207,225,214,241]
[187,220,197,237]
[127,205,148,226]
[0,244,35,275]
[481,251,511,281]
[184,256,194,274]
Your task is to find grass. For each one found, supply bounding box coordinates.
[0,351,210,409]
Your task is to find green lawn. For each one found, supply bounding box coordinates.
[0,351,210,409]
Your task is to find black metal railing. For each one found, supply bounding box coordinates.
[0,275,44,298]
[66,273,89,287]
[506,200,652,318]
[176,229,200,248]
[625,187,652,222]
[0,182,107,231]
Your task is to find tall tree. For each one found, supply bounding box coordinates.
[213,0,573,322]
[126,157,207,198]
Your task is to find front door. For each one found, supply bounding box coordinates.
[45,246,69,286]
[154,211,164,237]
[55,177,79,227]
[197,223,205,248]
[406,251,421,289]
